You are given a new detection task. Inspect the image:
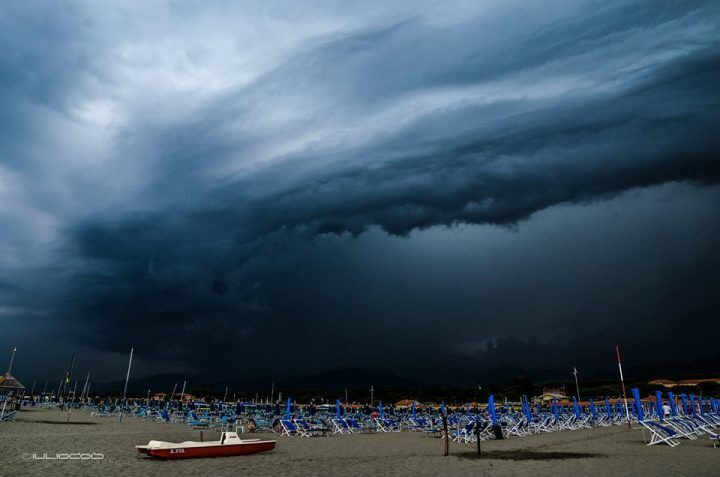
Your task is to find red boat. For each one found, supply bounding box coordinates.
[136,431,276,459]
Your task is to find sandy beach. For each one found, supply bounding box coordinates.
[0,408,715,476]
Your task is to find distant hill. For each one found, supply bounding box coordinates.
[88,352,720,396]
[90,367,419,395]
[284,367,419,389]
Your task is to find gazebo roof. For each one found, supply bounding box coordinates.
[0,372,25,390]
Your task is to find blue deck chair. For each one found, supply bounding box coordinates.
[332,417,351,434]
[280,419,302,437]
[632,388,680,447]
[452,422,476,443]
[156,409,171,423]
[295,417,328,436]
[345,417,363,433]
[0,410,18,421]
[186,411,210,428]
[643,421,681,447]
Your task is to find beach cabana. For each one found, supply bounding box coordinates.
[0,373,24,394]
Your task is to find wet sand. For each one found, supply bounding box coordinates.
[0,408,716,476]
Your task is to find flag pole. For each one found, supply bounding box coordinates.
[120,346,134,422]
[615,344,631,429]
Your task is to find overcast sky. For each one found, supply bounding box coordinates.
[1,0,719,384]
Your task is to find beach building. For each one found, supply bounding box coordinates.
[533,386,570,404]
[0,372,24,394]
[394,399,425,409]
[649,377,720,388]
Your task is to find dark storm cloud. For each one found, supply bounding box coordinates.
[1,1,719,381]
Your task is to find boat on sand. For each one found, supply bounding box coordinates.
[136,431,276,459]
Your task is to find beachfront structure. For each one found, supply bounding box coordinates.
[0,373,25,393]
[533,387,570,404]
[649,378,720,388]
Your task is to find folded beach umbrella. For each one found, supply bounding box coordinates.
[522,396,532,422]
[552,399,559,420]
[411,400,416,419]
[441,401,446,417]
[667,392,677,416]
[465,402,470,417]
[589,399,597,419]
[572,396,581,419]
[712,398,718,414]
[488,394,498,425]
[378,400,384,419]
[654,391,664,421]
[689,394,698,416]
[631,388,644,422]
[604,398,612,417]
[285,397,292,420]
[536,403,541,415]
[680,394,688,416]
[336,399,342,418]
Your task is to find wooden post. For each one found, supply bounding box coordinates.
[442,411,449,456]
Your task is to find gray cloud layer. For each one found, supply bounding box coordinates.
[1,1,719,381]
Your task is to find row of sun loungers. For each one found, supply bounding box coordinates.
[58,390,720,450]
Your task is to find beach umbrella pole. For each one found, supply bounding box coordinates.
[6,346,16,375]
[64,355,75,420]
[615,345,631,429]
[119,346,134,423]
[80,373,90,402]
[572,367,580,401]
[169,382,177,406]
[442,408,449,456]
